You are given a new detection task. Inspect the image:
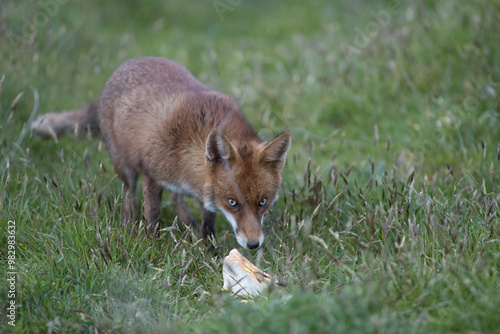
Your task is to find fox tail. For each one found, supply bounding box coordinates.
[32,101,100,140]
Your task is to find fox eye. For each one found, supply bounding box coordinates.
[259,198,267,207]
[228,198,238,207]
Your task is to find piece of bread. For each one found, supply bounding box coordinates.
[223,249,284,296]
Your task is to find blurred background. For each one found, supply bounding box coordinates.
[2,0,498,181]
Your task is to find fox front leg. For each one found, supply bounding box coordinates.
[201,208,217,246]
[171,193,200,230]
[142,176,163,235]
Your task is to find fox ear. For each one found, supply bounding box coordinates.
[260,129,291,170]
[205,127,238,167]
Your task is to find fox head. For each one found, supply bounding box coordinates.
[203,128,291,249]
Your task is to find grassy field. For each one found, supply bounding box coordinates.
[1,0,499,332]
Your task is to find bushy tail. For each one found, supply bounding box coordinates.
[32,101,100,140]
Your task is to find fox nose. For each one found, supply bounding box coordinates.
[247,241,260,249]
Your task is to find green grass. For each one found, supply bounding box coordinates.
[1,0,500,333]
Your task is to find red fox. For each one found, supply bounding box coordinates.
[33,57,291,249]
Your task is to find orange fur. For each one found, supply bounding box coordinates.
[33,57,291,249]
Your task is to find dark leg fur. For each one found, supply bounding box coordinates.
[121,167,138,231]
[171,193,200,230]
[142,176,163,235]
[201,208,217,243]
